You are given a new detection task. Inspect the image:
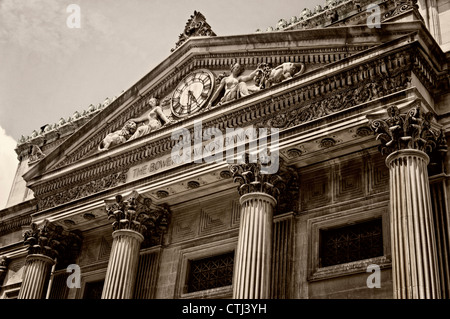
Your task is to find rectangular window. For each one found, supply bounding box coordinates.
[320,218,383,267]
[187,252,234,293]
[83,280,104,299]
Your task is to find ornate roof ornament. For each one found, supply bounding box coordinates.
[171,11,216,52]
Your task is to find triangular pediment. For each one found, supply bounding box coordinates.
[21,19,445,206]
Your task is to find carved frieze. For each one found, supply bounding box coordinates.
[37,169,128,211]
[259,69,411,129]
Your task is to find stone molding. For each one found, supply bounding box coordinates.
[0,214,32,237]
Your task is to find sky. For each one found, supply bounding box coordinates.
[0,0,323,208]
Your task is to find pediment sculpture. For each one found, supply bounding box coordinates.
[209,62,261,107]
[98,97,170,151]
[210,61,306,106]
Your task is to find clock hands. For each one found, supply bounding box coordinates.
[187,90,198,113]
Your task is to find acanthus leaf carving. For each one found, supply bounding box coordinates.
[105,190,171,248]
[22,219,82,264]
[369,103,442,157]
[229,153,285,199]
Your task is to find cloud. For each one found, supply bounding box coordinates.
[0,0,122,63]
[0,126,18,209]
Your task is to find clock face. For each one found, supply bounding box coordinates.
[171,69,214,118]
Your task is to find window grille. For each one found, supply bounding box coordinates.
[187,252,234,293]
[320,218,383,267]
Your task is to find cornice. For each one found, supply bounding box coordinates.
[0,214,32,237]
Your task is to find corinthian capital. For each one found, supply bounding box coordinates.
[369,104,443,157]
[105,190,171,247]
[229,154,285,198]
[22,220,82,262]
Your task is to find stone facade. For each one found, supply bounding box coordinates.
[1,0,450,299]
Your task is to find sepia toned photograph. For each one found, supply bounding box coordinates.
[0,0,449,309]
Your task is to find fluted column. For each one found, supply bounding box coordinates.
[17,220,82,299]
[18,254,54,299]
[101,230,143,299]
[387,150,440,298]
[101,191,170,299]
[229,157,285,299]
[370,102,445,299]
[234,193,276,298]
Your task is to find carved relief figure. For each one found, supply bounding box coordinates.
[128,97,170,141]
[98,121,137,151]
[255,62,305,89]
[210,63,260,106]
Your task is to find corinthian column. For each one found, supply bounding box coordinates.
[229,159,284,299]
[18,220,82,299]
[370,103,444,299]
[102,191,170,299]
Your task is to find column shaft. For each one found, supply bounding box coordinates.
[18,254,54,299]
[233,192,275,299]
[101,229,143,299]
[388,150,441,299]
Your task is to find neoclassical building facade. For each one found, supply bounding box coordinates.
[1,0,449,299]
